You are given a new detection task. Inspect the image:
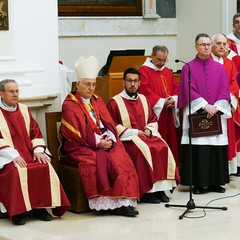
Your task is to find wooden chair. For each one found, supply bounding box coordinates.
[45,112,90,213]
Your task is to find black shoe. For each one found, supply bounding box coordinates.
[140,193,161,204]
[235,167,240,177]
[154,191,170,203]
[0,212,9,219]
[32,209,52,221]
[93,209,109,215]
[192,186,208,194]
[12,213,26,225]
[110,206,139,217]
[208,185,226,193]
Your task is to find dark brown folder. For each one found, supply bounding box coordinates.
[188,112,222,138]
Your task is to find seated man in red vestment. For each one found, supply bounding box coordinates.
[107,68,179,204]
[0,79,70,225]
[61,56,140,217]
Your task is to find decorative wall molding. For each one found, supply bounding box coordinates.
[19,94,58,109]
[0,65,44,74]
[58,17,176,37]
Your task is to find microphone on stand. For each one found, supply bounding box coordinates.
[166,60,227,218]
[175,59,187,64]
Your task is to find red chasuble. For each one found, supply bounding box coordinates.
[232,54,240,72]
[61,91,139,200]
[0,103,70,218]
[138,65,180,166]
[107,93,179,196]
[227,38,239,55]
[222,57,239,161]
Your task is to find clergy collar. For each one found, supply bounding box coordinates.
[234,32,240,40]
[119,90,139,100]
[228,32,240,44]
[227,49,237,60]
[81,97,91,104]
[0,97,17,112]
[142,57,165,71]
[211,53,224,64]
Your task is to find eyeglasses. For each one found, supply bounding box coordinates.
[80,82,97,88]
[125,79,140,84]
[2,90,20,95]
[197,43,212,48]
[234,20,240,24]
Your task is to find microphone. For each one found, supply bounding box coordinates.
[175,59,187,64]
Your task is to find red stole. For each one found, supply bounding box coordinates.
[74,92,102,135]
[73,92,120,193]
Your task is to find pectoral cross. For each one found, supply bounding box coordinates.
[85,103,97,121]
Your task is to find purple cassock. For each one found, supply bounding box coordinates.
[178,55,230,110]
[177,55,231,189]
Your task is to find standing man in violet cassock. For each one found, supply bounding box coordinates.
[178,33,231,195]
[61,56,140,217]
[0,79,70,225]
[211,33,240,176]
[107,68,179,204]
[138,45,180,167]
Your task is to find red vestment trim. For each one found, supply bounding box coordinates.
[74,92,102,135]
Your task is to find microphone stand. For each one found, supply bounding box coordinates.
[165,59,227,219]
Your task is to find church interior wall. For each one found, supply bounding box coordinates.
[176,0,235,64]
[58,35,177,74]
[58,1,236,73]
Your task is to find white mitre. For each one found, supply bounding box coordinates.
[75,55,100,80]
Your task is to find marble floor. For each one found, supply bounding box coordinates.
[1,176,240,240]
